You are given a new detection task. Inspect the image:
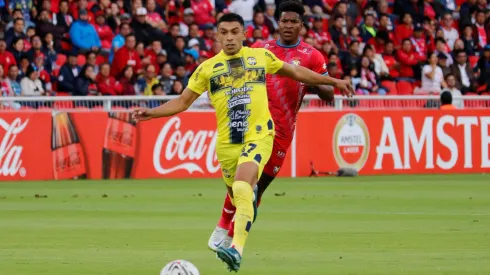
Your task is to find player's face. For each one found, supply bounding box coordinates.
[217,21,246,55]
[278,12,302,43]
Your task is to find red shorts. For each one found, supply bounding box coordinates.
[262,136,292,177]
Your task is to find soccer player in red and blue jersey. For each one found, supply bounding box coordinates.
[208,1,340,251]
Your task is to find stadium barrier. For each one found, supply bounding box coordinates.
[1,95,489,111]
[0,106,489,181]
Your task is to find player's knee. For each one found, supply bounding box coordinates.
[232,180,253,199]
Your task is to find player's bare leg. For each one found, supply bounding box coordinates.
[216,161,259,272]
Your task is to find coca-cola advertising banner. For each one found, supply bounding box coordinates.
[0,110,489,181]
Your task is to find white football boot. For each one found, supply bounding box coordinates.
[208,226,228,252]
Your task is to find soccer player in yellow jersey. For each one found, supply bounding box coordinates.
[132,13,353,272]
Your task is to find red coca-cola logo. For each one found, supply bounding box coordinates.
[0,118,28,177]
[110,129,133,147]
[153,116,220,174]
[54,151,82,172]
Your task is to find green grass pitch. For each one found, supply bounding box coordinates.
[1,175,490,275]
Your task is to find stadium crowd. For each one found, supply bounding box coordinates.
[0,0,489,98]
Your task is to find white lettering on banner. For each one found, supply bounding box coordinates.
[403,117,434,169]
[456,117,478,168]
[436,116,457,170]
[481,117,490,168]
[153,117,220,175]
[0,118,28,177]
[375,117,403,170]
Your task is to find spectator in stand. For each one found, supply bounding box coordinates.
[434,38,453,66]
[8,0,34,22]
[356,56,387,95]
[363,45,389,79]
[74,64,97,96]
[169,36,187,68]
[34,53,52,93]
[36,9,65,52]
[156,50,168,71]
[191,0,215,27]
[18,56,29,79]
[111,33,141,77]
[20,64,45,96]
[145,40,164,71]
[26,35,43,62]
[342,40,361,73]
[460,0,477,28]
[395,0,424,24]
[151,83,165,96]
[119,66,136,95]
[41,33,57,72]
[411,24,428,61]
[246,11,270,42]
[443,74,464,109]
[132,7,164,47]
[476,45,490,92]
[54,1,74,31]
[145,0,166,31]
[264,4,279,33]
[437,53,451,76]
[329,1,351,35]
[110,23,131,64]
[96,63,123,96]
[377,14,394,43]
[69,9,101,53]
[441,13,459,50]
[178,9,194,37]
[158,63,175,95]
[440,91,456,109]
[136,64,159,95]
[450,49,476,94]
[183,48,198,74]
[6,9,35,32]
[360,13,377,43]
[395,13,414,45]
[174,63,189,87]
[228,0,255,27]
[93,12,114,54]
[10,37,26,64]
[0,39,16,74]
[6,18,27,49]
[309,16,331,46]
[0,65,10,97]
[329,15,344,48]
[461,25,479,56]
[86,51,99,75]
[473,9,487,49]
[187,23,207,51]
[6,65,22,96]
[419,52,446,94]
[397,38,420,80]
[327,62,341,79]
[57,52,81,95]
[201,24,216,51]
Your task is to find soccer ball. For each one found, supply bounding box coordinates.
[160,260,200,275]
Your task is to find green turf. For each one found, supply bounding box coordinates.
[1,175,490,275]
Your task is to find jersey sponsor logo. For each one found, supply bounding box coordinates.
[213,62,224,69]
[153,117,220,175]
[225,86,253,96]
[276,151,286,158]
[273,166,280,174]
[265,51,276,61]
[0,118,28,177]
[194,66,203,81]
[247,57,257,65]
[228,109,250,120]
[333,113,370,171]
[209,58,265,94]
[323,63,326,70]
[227,94,251,109]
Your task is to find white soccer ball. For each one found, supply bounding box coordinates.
[160,260,200,275]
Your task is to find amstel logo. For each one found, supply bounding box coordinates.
[332,113,370,170]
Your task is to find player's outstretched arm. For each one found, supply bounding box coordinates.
[277,63,354,97]
[132,88,200,122]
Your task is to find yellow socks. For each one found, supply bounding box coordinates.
[231,181,254,255]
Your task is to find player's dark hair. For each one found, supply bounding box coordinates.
[217,13,245,27]
[278,1,305,18]
[440,91,452,105]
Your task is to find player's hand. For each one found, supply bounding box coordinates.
[132,107,153,123]
[334,79,355,98]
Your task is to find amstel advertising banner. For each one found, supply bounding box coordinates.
[0,110,488,181]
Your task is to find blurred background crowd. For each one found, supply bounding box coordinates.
[0,0,489,99]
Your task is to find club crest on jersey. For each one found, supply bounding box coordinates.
[222,168,231,178]
[290,59,301,66]
[256,125,262,133]
[247,57,257,65]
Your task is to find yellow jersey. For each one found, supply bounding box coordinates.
[187,47,284,144]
